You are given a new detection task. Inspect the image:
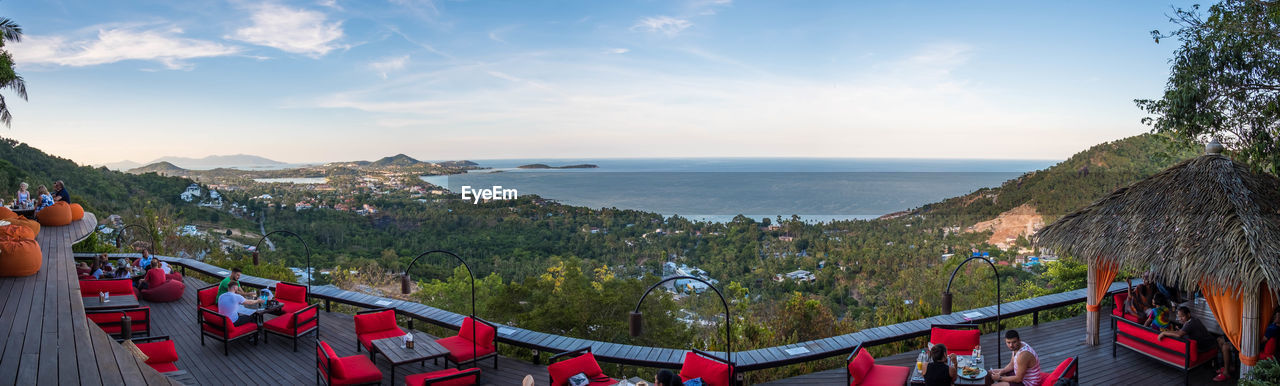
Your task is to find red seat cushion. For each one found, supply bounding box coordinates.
[679,351,732,386]
[359,328,408,351]
[80,278,136,297]
[1262,338,1277,361]
[334,355,383,385]
[136,340,179,364]
[548,352,606,385]
[148,362,179,373]
[1112,292,1128,316]
[437,335,496,362]
[202,312,258,339]
[847,348,874,385]
[140,279,185,303]
[930,327,980,355]
[405,368,480,386]
[264,306,318,335]
[275,282,306,304]
[279,300,307,314]
[458,317,496,349]
[1116,321,1216,367]
[86,307,149,335]
[862,364,911,386]
[198,286,218,309]
[1040,358,1075,386]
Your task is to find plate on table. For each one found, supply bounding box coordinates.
[958,366,986,380]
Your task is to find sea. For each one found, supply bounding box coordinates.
[420,158,1057,224]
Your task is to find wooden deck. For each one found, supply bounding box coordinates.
[760,312,1236,385]
[0,213,181,386]
[142,275,548,386]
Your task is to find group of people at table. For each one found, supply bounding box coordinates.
[6,180,70,211]
[78,250,171,280]
[917,330,1041,386]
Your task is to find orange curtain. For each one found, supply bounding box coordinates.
[1200,283,1275,366]
[1085,259,1119,312]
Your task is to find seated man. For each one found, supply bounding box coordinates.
[1160,306,1230,381]
[1125,278,1153,324]
[217,267,251,299]
[217,281,264,326]
[990,330,1042,386]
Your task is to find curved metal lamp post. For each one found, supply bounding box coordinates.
[252,230,313,294]
[115,224,158,253]
[940,252,1002,365]
[631,275,732,386]
[401,250,479,368]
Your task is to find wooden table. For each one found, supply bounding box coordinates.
[82,295,139,310]
[371,331,450,382]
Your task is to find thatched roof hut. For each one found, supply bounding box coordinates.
[1036,146,1280,294]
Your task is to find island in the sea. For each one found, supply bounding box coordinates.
[517,163,599,169]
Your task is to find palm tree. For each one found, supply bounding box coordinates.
[0,17,26,127]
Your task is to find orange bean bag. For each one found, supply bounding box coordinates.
[0,206,16,220]
[69,203,84,221]
[36,202,72,227]
[0,238,41,277]
[0,223,36,240]
[8,217,39,237]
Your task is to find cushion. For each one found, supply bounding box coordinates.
[276,282,306,303]
[35,202,72,226]
[80,278,136,297]
[135,340,179,364]
[201,312,258,339]
[144,268,167,289]
[147,362,179,373]
[1263,338,1277,361]
[405,368,480,386]
[1113,292,1128,316]
[8,217,38,237]
[0,223,35,240]
[198,286,218,309]
[459,317,496,349]
[549,352,606,385]
[0,238,41,277]
[279,300,307,314]
[140,279,186,303]
[69,203,84,221]
[354,310,397,335]
[1116,321,1215,367]
[359,328,408,351]
[87,307,149,335]
[334,355,382,384]
[679,351,731,386]
[1041,358,1075,386]
[264,306,318,335]
[0,206,16,220]
[930,327,980,354]
[437,335,496,362]
[165,272,183,282]
[863,364,911,386]
[847,348,874,384]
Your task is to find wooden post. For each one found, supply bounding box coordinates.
[1240,287,1260,377]
[1085,261,1099,346]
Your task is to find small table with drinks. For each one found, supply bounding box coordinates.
[371,330,450,383]
[911,345,988,386]
[83,294,140,310]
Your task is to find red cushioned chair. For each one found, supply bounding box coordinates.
[929,324,981,356]
[274,281,308,314]
[200,308,260,356]
[196,284,218,323]
[139,268,186,303]
[317,340,382,386]
[846,343,911,386]
[1113,314,1216,385]
[1039,356,1078,386]
[436,316,499,369]
[128,335,180,373]
[79,278,137,297]
[354,308,406,360]
[547,346,617,386]
[405,368,481,386]
[1111,292,1140,333]
[264,303,320,352]
[86,307,151,339]
[679,350,734,386]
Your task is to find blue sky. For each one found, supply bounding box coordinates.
[3,0,1195,165]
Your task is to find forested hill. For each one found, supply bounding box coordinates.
[0,137,194,214]
[910,133,1201,227]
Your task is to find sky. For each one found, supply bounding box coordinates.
[1,0,1198,165]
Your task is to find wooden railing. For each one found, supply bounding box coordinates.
[79,252,1133,374]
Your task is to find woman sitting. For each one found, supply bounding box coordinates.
[923,344,958,386]
[1125,278,1154,324]
[34,185,53,211]
[15,182,29,207]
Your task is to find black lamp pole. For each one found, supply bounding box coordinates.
[940,252,1001,365]
[115,224,158,253]
[401,250,478,368]
[631,275,732,386]
[252,230,313,295]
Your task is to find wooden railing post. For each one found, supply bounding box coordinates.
[1033,311,1039,326]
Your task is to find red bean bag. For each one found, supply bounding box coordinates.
[0,223,36,240]
[36,202,72,227]
[69,203,84,221]
[140,268,185,303]
[0,206,17,220]
[8,217,39,237]
[0,238,42,277]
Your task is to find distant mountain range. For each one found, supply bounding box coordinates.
[102,154,286,171]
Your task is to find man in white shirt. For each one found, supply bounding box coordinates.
[217,281,264,326]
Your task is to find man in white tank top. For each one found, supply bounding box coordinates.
[989,330,1042,386]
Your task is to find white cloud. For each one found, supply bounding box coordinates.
[229,3,344,57]
[369,55,410,79]
[633,16,692,37]
[11,25,239,70]
[605,48,630,54]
